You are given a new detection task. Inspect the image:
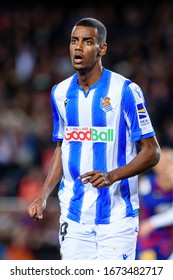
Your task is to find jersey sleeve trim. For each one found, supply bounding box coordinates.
[52,136,63,142]
[131,131,155,142]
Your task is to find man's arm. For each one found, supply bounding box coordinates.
[79,136,161,188]
[27,141,63,221]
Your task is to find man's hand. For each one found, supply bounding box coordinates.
[27,198,46,222]
[79,170,112,189]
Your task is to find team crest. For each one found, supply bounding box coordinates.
[100,97,113,112]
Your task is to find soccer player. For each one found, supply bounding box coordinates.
[136,147,173,260]
[27,17,161,260]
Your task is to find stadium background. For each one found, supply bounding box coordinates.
[0,0,173,259]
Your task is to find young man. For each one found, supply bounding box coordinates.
[27,17,161,260]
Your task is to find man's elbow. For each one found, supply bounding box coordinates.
[150,146,161,167]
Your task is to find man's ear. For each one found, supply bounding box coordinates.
[99,43,107,56]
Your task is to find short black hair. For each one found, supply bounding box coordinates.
[74,17,107,43]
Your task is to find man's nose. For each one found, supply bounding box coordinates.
[75,40,83,50]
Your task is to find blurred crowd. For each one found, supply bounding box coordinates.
[0,0,173,259]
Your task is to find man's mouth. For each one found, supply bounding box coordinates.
[73,55,83,64]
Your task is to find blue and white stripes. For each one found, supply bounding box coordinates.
[51,68,155,224]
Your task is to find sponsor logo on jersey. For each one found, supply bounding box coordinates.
[64,126,115,142]
[100,97,113,112]
[137,103,150,127]
[137,103,146,119]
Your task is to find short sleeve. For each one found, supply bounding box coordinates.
[123,82,155,142]
[50,85,64,142]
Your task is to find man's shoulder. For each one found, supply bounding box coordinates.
[107,68,131,84]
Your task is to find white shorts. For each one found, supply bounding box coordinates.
[59,215,139,260]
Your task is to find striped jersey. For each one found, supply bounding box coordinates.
[51,68,155,224]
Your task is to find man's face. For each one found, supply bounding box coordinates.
[69,25,101,73]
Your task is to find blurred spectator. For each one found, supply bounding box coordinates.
[4,227,36,260]
[136,147,173,260]
[138,205,173,260]
[17,166,43,204]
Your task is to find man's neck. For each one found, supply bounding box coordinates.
[77,65,103,92]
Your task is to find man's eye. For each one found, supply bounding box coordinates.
[71,39,77,44]
[85,40,91,45]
